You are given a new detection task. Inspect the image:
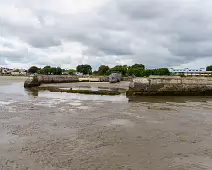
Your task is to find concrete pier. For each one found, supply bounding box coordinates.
[127,76,212,96]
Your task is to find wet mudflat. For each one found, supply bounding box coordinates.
[1,77,212,169]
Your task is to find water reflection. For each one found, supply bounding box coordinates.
[26,88,128,102]
[0,82,27,96]
[26,88,38,97]
[2,82,212,103]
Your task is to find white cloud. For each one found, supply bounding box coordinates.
[0,0,212,69]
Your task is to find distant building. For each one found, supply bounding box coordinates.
[0,67,27,76]
[74,72,90,76]
[169,68,212,76]
[0,67,13,75]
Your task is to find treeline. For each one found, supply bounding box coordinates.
[28,66,63,75]
[95,64,170,77]
[28,64,170,77]
[206,65,212,71]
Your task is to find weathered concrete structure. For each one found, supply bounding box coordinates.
[24,76,41,88]
[127,76,212,96]
[24,75,110,88]
[24,75,79,88]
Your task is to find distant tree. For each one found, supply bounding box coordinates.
[131,64,145,70]
[127,67,143,77]
[37,69,44,74]
[43,66,51,75]
[92,71,98,75]
[156,68,170,75]
[126,64,145,77]
[68,69,76,75]
[76,64,92,75]
[98,65,110,75]
[110,65,128,76]
[50,67,57,75]
[206,65,212,71]
[56,67,62,75]
[14,69,20,72]
[140,68,170,77]
[28,66,39,74]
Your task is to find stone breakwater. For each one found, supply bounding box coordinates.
[127,76,212,96]
[24,75,79,88]
[24,75,111,88]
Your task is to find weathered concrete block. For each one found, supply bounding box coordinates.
[127,76,212,96]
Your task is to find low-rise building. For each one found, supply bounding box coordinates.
[0,68,27,76]
[169,68,212,76]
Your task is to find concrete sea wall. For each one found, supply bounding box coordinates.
[24,75,79,87]
[127,76,212,96]
[24,75,110,88]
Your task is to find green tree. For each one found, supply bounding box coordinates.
[56,67,62,75]
[37,69,44,74]
[127,67,143,77]
[126,64,145,77]
[92,71,98,75]
[13,69,20,72]
[68,69,76,75]
[140,68,170,77]
[50,67,57,75]
[156,68,170,75]
[76,64,92,75]
[28,66,39,74]
[110,65,128,76]
[131,64,145,70]
[206,65,212,71]
[43,66,51,75]
[98,65,110,75]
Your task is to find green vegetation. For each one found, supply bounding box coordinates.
[68,69,76,75]
[28,63,170,77]
[76,64,92,75]
[36,66,63,75]
[206,65,212,71]
[127,64,145,77]
[140,68,170,77]
[13,69,20,72]
[98,65,110,75]
[28,66,39,74]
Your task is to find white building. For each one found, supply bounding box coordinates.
[169,68,212,76]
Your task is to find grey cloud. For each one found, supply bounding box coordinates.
[1,0,212,69]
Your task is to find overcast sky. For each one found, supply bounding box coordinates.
[0,0,212,70]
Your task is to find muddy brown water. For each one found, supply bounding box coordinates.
[1,76,212,169]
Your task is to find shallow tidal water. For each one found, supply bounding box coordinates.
[1,76,212,170]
